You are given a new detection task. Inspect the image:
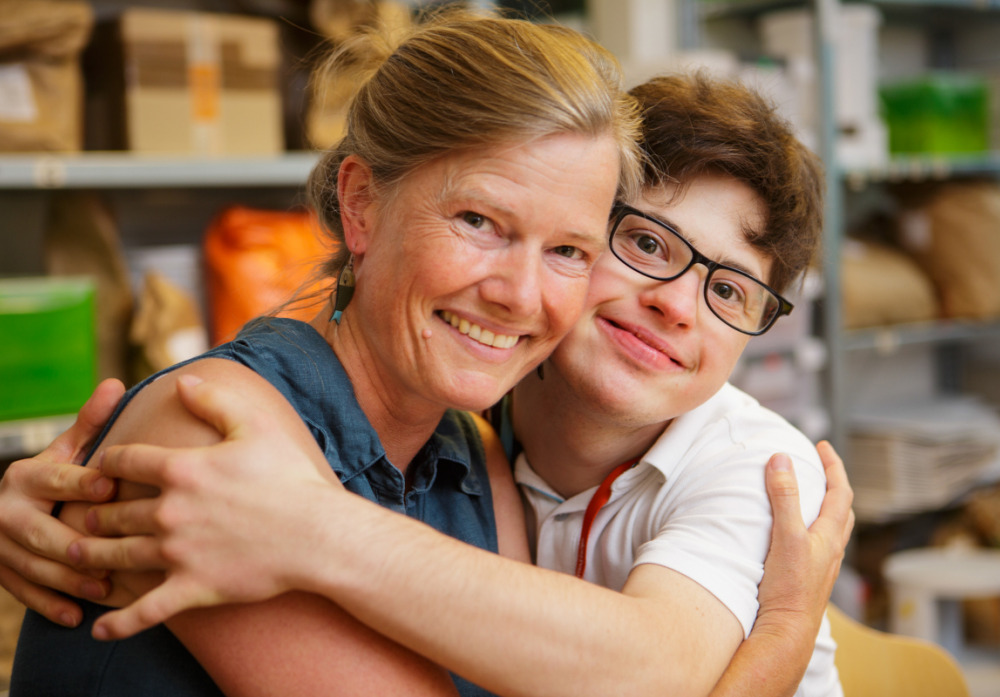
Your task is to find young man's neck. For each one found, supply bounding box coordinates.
[510,368,670,499]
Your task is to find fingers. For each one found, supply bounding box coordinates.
[6,458,115,504]
[0,565,82,627]
[815,440,855,546]
[85,498,163,538]
[68,534,166,573]
[764,453,804,535]
[38,378,124,465]
[69,379,126,462]
[98,443,183,489]
[0,563,108,628]
[92,578,214,641]
[175,373,271,440]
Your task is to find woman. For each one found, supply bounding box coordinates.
[8,9,637,697]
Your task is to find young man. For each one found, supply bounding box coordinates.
[3,73,850,697]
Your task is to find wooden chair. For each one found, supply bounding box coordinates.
[828,603,971,697]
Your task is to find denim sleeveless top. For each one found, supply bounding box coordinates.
[12,318,498,697]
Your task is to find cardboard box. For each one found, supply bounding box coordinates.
[0,0,93,152]
[0,277,96,422]
[305,0,411,149]
[85,8,283,155]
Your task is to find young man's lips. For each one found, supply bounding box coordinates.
[603,317,685,368]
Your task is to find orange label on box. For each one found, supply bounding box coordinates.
[189,63,219,122]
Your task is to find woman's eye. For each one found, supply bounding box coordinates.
[460,211,488,229]
[552,245,584,260]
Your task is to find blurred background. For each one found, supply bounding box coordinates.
[1,0,999,693]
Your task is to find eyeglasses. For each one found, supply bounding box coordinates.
[608,205,793,336]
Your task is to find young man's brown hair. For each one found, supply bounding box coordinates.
[630,72,824,293]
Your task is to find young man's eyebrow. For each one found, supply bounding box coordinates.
[665,216,766,280]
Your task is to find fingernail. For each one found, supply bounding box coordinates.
[68,541,82,565]
[85,509,98,533]
[93,623,109,641]
[178,374,204,387]
[771,453,792,471]
[92,477,114,499]
[82,580,107,601]
[58,612,80,628]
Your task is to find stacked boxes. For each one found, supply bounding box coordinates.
[85,8,283,155]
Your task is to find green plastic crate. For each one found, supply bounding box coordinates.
[0,277,97,422]
[880,74,991,155]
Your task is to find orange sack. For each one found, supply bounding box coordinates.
[204,206,333,346]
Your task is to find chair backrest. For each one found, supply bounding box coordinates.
[827,603,971,697]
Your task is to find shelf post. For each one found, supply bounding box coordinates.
[815,0,847,452]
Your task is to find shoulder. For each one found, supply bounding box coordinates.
[649,384,826,514]
[109,358,297,450]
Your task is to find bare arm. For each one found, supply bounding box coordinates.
[77,377,768,697]
[0,378,122,626]
[65,364,461,697]
[710,444,855,697]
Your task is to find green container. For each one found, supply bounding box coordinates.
[880,74,990,155]
[0,277,97,422]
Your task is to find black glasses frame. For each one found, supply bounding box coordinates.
[608,205,794,336]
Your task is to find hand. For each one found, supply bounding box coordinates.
[755,441,855,642]
[0,379,123,626]
[70,374,342,641]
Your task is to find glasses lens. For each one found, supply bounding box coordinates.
[610,213,691,280]
[706,267,782,333]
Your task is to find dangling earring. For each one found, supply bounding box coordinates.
[330,254,356,324]
[535,361,545,381]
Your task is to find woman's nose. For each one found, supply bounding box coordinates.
[479,247,544,318]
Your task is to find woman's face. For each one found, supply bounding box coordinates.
[350,132,620,413]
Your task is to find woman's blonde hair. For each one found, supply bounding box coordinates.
[307,7,642,276]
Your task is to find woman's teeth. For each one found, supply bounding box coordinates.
[440,311,519,349]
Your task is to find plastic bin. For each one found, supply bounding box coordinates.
[0,277,96,421]
[880,74,990,155]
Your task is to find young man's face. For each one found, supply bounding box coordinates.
[548,172,772,429]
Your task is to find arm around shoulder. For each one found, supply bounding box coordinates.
[78,361,463,697]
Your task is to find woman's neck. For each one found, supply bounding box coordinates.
[310,311,444,474]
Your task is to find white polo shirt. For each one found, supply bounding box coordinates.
[515,382,842,697]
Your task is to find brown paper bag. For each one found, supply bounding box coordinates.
[898,181,1000,320]
[842,238,939,329]
[130,271,209,382]
[44,191,133,383]
[0,0,93,151]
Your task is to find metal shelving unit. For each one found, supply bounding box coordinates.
[688,0,1000,452]
[0,152,320,189]
[0,416,76,461]
[0,152,321,459]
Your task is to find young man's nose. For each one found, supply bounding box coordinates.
[640,264,706,326]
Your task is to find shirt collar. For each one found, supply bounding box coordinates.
[248,319,482,496]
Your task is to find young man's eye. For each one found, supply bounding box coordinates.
[711,280,746,305]
[635,234,661,256]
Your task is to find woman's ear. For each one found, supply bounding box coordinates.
[337,155,376,256]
